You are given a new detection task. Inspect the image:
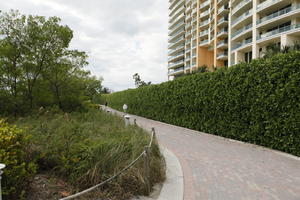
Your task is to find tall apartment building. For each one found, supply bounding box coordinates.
[168,0,300,79]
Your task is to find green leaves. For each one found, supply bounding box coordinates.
[103,51,300,156]
[0,10,102,114]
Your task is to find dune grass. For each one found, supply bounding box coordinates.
[14,108,165,199]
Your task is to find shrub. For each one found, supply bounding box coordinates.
[102,52,300,156]
[16,109,165,199]
[0,119,36,199]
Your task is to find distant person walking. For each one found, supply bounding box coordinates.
[105,101,108,107]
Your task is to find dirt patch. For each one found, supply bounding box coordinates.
[26,173,74,200]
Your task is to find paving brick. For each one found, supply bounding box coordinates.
[109,108,300,200]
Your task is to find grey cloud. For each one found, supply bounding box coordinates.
[0,0,168,91]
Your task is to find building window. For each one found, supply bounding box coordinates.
[244,51,252,63]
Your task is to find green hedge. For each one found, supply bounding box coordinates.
[103,52,300,156]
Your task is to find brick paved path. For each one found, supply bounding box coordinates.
[109,108,300,200]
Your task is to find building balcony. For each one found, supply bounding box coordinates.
[217,51,228,60]
[217,40,228,49]
[217,17,228,27]
[185,64,191,69]
[169,5,185,22]
[231,23,252,40]
[231,9,252,28]
[169,0,184,11]
[169,1,185,17]
[168,36,185,48]
[192,8,197,15]
[199,29,209,38]
[232,0,252,16]
[168,66,184,75]
[200,10,210,19]
[200,19,210,28]
[200,0,210,10]
[185,48,191,54]
[192,17,197,24]
[192,0,197,8]
[169,20,185,35]
[218,5,229,16]
[169,13,185,29]
[217,0,227,6]
[257,23,300,43]
[199,39,209,47]
[186,0,192,6]
[168,51,185,62]
[256,0,284,13]
[168,43,184,55]
[168,28,185,42]
[257,4,300,27]
[232,37,252,51]
[217,28,228,37]
[168,59,184,69]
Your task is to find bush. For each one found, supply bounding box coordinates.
[102,52,300,156]
[15,109,165,199]
[0,119,36,199]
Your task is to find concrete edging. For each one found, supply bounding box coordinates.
[157,146,184,200]
[101,106,184,200]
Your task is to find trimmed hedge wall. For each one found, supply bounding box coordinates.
[103,52,300,156]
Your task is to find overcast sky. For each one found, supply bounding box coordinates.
[0,0,169,91]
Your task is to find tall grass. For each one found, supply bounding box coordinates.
[15,108,165,199]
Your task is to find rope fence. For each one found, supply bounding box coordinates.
[60,126,156,200]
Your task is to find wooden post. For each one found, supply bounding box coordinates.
[144,146,150,194]
[151,127,156,139]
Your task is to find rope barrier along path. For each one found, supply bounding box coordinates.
[59,127,156,200]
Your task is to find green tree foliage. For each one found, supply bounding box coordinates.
[103,52,300,156]
[0,119,36,199]
[0,10,103,115]
[263,42,300,58]
[133,73,151,88]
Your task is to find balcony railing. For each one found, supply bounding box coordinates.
[218,17,228,25]
[168,67,184,74]
[231,9,252,26]
[168,60,184,68]
[257,0,283,11]
[168,44,184,54]
[200,10,210,18]
[200,29,209,36]
[232,24,252,38]
[232,0,252,15]
[169,28,185,41]
[218,5,229,14]
[168,51,185,61]
[168,36,185,48]
[170,0,184,11]
[257,23,300,40]
[200,19,210,27]
[217,51,228,59]
[232,38,252,51]
[200,0,210,9]
[257,4,300,24]
[217,28,228,36]
[169,20,185,34]
[169,5,185,22]
[217,40,228,47]
[199,39,209,45]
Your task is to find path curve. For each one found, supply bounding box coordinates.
[108,108,300,200]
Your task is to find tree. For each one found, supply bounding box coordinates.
[133,73,151,88]
[263,42,300,58]
[0,10,103,114]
